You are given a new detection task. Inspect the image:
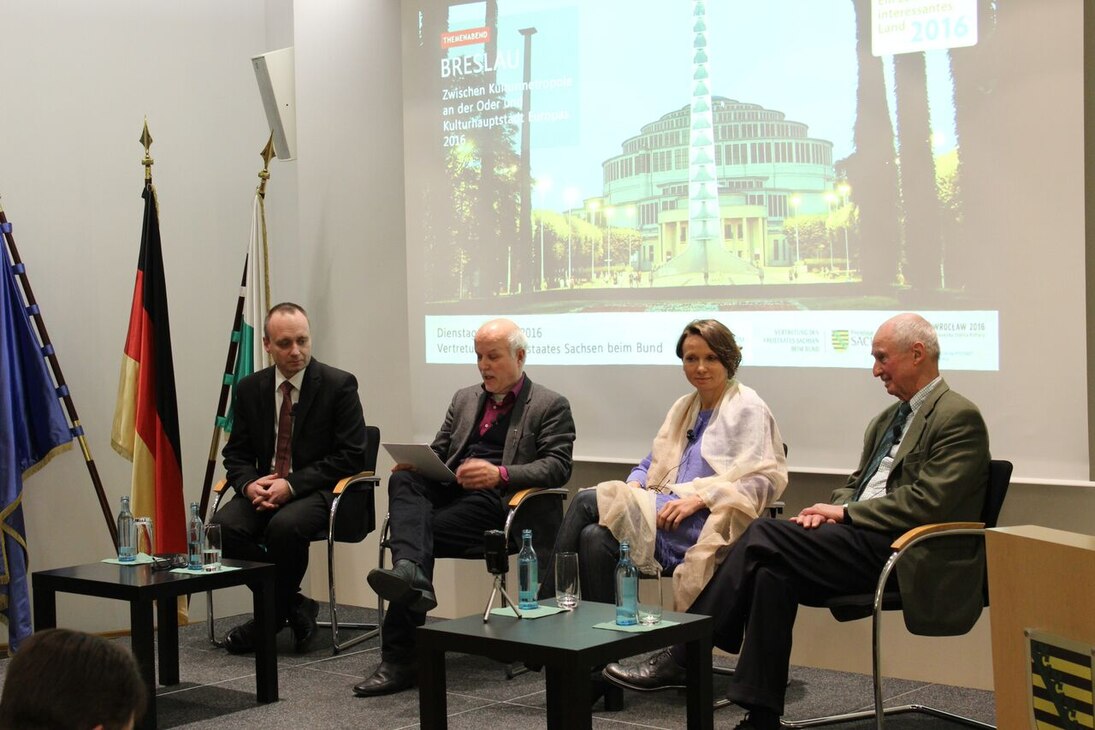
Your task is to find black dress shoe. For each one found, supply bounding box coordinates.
[602,649,687,691]
[733,709,780,730]
[352,660,417,697]
[367,560,437,613]
[223,619,258,655]
[289,596,320,653]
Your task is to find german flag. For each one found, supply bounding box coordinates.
[111,183,185,558]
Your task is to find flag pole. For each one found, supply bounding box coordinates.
[197,135,276,518]
[0,199,117,547]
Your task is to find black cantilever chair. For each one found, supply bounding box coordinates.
[780,458,1013,730]
[374,484,569,617]
[373,484,569,677]
[206,424,382,654]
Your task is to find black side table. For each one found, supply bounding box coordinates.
[417,600,713,730]
[32,559,277,730]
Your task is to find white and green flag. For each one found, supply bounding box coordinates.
[217,191,271,433]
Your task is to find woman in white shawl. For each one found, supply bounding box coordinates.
[542,319,787,610]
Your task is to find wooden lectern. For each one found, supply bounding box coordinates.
[986,525,1095,730]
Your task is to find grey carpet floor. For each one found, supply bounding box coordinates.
[1,605,997,729]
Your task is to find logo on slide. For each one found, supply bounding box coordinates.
[442,26,491,49]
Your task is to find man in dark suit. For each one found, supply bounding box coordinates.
[353,318,575,697]
[213,302,367,654]
[603,313,990,730]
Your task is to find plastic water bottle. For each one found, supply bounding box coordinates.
[517,528,539,610]
[615,540,639,626]
[187,502,204,570]
[117,496,136,562]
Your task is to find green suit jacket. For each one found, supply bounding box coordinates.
[831,379,990,634]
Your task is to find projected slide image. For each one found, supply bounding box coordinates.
[401,0,1086,480]
[402,0,1075,369]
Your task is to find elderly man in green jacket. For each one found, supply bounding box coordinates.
[603,312,990,730]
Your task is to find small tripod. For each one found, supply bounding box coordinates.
[482,572,524,623]
[481,529,525,623]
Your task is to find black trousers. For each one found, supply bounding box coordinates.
[381,469,507,663]
[539,489,620,604]
[672,518,893,715]
[211,490,330,625]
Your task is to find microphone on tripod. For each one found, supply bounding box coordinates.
[481,530,523,622]
[483,530,508,575]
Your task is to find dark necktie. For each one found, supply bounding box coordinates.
[852,401,912,500]
[273,381,294,478]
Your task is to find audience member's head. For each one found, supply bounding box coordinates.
[0,628,146,730]
[675,319,743,378]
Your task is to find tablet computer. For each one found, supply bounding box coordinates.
[382,443,457,483]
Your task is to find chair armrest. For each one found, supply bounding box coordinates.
[890,522,985,551]
[207,478,232,518]
[334,470,379,496]
[507,487,569,510]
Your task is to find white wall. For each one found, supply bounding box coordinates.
[1,0,276,632]
[290,0,412,620]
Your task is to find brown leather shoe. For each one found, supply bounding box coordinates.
[602,649,687,691]
[352,660,417,697]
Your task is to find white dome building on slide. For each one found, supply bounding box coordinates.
[597,96,837,280]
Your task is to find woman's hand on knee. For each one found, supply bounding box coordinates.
[656,494,706,531]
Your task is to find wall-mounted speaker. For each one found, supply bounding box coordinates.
[252,46,296,161]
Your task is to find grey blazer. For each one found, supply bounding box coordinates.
[429,375,575,495]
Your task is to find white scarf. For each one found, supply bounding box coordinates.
[596,380,787,608]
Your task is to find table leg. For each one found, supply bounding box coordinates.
[546,664,592,730]
[418,645,447,729]
[30,577,56,630]
[598,673,624,711]
[130,598,158,730]
[156,597,180,685]
[250,572,279,703]
[684,634,714,730]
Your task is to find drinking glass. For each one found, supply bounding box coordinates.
[134,517,154,558]
[637,573,663,626]
[554,552,580,609]
[202,524,222,572]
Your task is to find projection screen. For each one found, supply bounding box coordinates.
[400,0,1087,480]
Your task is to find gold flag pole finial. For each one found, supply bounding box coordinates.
[140,119,154,182]
[258,132,275,199]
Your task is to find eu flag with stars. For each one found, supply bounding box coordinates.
[0,226,72,652]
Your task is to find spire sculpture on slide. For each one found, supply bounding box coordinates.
[654,0,761,287]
